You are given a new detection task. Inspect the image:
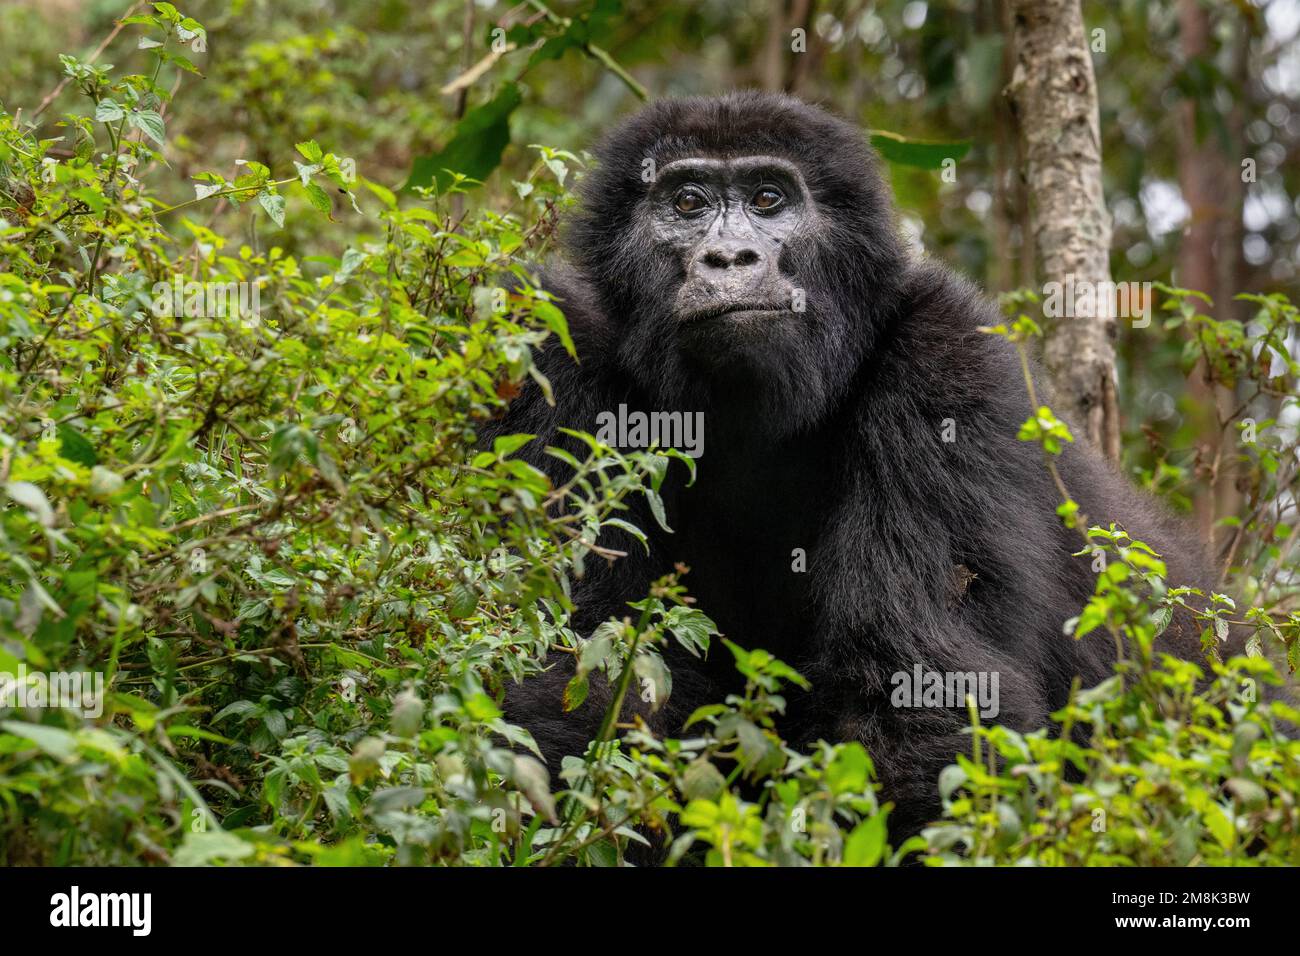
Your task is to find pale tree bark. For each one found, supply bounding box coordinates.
[1007,0,1121,460]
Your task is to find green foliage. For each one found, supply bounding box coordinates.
[920,637,1300,866]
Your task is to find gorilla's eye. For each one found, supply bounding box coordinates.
[673,186,709,215]
[751,186,784,211]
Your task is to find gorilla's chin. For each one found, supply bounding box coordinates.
[673,308,859,436]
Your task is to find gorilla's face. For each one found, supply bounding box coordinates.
[639,154,839,425]
[567,93,907,433]
[648,156,810,330]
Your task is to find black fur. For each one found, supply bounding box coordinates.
[485,91,1223,836]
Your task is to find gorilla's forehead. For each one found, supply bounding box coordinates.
[655,155,806,181]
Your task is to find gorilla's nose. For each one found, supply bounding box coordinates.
[700,241,763,271]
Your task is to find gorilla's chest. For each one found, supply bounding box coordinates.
[666,436,839,663]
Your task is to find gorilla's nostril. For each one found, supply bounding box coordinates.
[702,247,761,269]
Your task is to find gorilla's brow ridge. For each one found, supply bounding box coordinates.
[654,155,805,179]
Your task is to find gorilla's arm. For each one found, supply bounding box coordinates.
[804,261,1232,834]
[480,268,697,766]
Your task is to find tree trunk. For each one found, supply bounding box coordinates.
[1176,0,1237,547]
[993,0,1030,292]
[761,0,790,92]
[1006,0,1120,460]
[761,0,815,93]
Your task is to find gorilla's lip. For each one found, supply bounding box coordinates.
[680,302,789,323]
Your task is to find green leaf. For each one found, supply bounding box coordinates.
[57,425,97,467]
[5,481,55,527]
[826,742,872,795]
[1,721,78,761]
[405,83,522,193]
[160,51,203,75]
[362,178,397,209]
[663,606,716,656]
[152,3,182,24]
[259,191,286,228]
[843,814,887,867]
[89,466,123,497]
[447,581,478,619]
[578,623,618,677]
[212,700,258,722]
[1202,801,1235,850]
[532,299,575,358]
[563,674,589,712]
[644,488,671,533]
[869,131,971,169]
[174,831,256,866]
[94,99,125,122]
[128,109,166,146]
[302,181,332,214]
[681,759,726,801]
[492,433,535,458]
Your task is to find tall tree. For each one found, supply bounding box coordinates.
[1007,0,1120,460]
[1177,0,1244,547]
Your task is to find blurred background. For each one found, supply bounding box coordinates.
[2,0,1298,486]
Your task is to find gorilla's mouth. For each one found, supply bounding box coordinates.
[680,302,789,323]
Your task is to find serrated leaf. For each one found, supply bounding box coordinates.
[577,625,617,677]
[563,674,589,712]
[302,181,332,214]
[681,759,726,801]
[447,581,478,619]
[95,99,125,122]
[294,160,321,186]
[128,109,166,146]
[258,191,286,228]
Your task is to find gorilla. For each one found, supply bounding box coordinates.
[483,91,1223,836]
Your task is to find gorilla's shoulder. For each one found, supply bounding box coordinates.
[478,263,616,454]
[882,257,1017,385]
[897,257,1001,336]
[534,261,617,370]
